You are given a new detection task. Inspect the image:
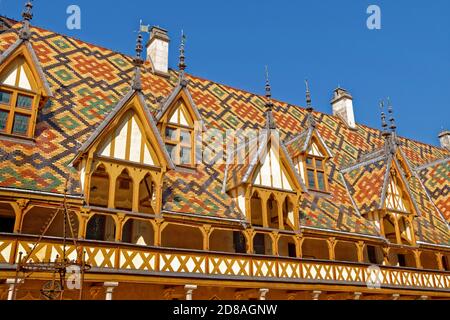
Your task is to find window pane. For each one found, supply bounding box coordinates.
[0,110,8,132]
[12,114,30,136]
[180,130,191,145]
[317,171,326,191]
[307,170,316,189]
[165,144,177,160]
[16,95,33,109]
[306,157,313,167]
[180,147,192,165]
[0,90,11,105]
[316,159,323,168]
[165,127,177,141]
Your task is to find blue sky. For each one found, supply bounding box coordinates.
[2,0,449,146]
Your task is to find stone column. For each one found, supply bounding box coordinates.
[104,282,119,301]
[185,285,198,301]
[259,288,269,301]
[6,279,23,301]
[312,291,322,301]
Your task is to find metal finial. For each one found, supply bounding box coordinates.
[387,97,397,133]
[22,1,33,22]
[305,79,313,112]
[135,32,144,63]
[265,66,272,100]
[19,1,33,40]
[380,100,390,138]
[132,30,143,91]
[179,30,186,72]
[264,66,276,130]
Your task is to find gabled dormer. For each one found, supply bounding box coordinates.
[342,103,421,246]
[73,36,173,215]
[286,110,333,194]
[156,35,204,168]
[224,78,306,231]
[0,36,52,139]
[157,86,203,167]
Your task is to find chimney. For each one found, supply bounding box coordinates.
[146,26,170,76]
[439,130,450,150]
[331,87,356,129]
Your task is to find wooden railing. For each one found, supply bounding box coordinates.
[0,234,449,292]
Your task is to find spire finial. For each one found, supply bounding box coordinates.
[380,100,390,138]
[179,31,186,72]
[264,66,276,130]
[132,30,144,91]
[387,97,397,133]
[178,30,187,86]
[305,79,313,113]
[265,65,272,100]
[19,1,33,40]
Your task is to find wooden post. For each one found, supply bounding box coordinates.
[294,235,304,258]
[13,199,29,233]
[244,229,255,254]
[327,238,337,261]
[78,208,91,239]
[277,195,285,230]
[201,225,212,251]
[115,213,126,242]
[436,253,444,271]
[154,218,166,247]
[356,241,365,263]
[382,247,390,266]
[261,193,269,228]
[413,250,423,269]
[271,231,280,256]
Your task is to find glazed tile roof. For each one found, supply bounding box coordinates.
[0,18,448,244]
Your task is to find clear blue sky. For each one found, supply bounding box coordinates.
[2,0,449,147]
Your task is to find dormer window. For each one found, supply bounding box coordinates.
[0,57,39,138]
[163,100,194,166]
[293,139,329,193]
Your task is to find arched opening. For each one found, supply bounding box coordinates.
[138,174,155,214]
[115,169,133,211]
[161,224,203,250]
[302,238,329,260]
[122,219,154,246]
[209,229,246,254]
[0,203,15,233]
[389,248,415,268]
[86,214,116,242]
[421,251,439,270]
[278,235,297,258]
[364,245,384,265]
[267,194,278,229]
[253,232,272,256]
[335,241,358,262]
[282,197,295,231]
[250,192,263,227]
[89,164,109,208]
[22,207,79,238]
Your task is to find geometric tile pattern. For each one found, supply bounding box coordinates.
[0,19,448,245]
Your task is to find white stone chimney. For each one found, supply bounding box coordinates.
[439,130,450,150]
[331,87,356,129]
[146,26,170,76]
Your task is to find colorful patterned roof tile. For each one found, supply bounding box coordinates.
[0,18,448,244]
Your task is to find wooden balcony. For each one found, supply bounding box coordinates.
[0,233,448,293]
